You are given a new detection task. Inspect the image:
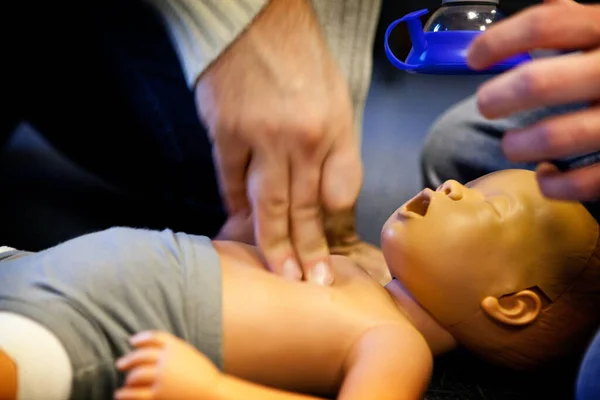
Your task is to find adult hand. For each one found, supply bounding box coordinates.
[195,0,362,284]
[467,0,600,201]
[215,209,391,286]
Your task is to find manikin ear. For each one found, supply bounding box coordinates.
[481,290,542,327]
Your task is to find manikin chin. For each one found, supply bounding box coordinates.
[381,169,600,369]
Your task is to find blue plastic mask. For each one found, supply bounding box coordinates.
[384,0,531,74]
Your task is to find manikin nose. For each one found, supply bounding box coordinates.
[436,180,464,200]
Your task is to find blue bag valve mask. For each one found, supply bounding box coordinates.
[385,1,599,173]
[384,0,531,75]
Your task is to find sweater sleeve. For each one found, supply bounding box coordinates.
[143,0,268,87]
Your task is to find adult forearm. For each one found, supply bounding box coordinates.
[142,0,269,87]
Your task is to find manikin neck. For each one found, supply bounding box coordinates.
[385,278,458,356]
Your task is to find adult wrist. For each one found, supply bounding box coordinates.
[144,0,269,87]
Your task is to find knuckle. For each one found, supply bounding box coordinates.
[295,120,326,151]
[524,8,549,44]
[326,196,356,213]
[299,129,324,151]
[214,118,237,137]
[249,184,289,222]
[260,122,280,142]
[290,201,322,222]
[473,35,495,59]
[247,181,289,218]
[256,194,289,219]
[323,178,361,212]
[243,118,282,147]
[251,123,282,150]
[534,123,558,152]
[542,118,593,157]
[247,172,280,200]
[560,122,587,152]
[517,67,549,99]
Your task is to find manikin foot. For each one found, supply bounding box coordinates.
[115,331,220,400]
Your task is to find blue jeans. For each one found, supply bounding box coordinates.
[420,95,600,220]
[577,328,600,399]
[2,1,225,249]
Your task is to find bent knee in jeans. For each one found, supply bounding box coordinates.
[420,95,538,188]
[577,328,600,400]
[420,95,590,188]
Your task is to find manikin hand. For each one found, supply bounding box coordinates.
[467,0,600,201]
[115,331,220,400]
[196,0,362,285]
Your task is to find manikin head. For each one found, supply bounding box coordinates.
[382,169,600,369]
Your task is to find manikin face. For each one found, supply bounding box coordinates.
[381,170,596,328]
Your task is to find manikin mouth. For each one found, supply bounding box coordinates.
[398,189,433,219]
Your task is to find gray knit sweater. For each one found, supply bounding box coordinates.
[144,0,382,136]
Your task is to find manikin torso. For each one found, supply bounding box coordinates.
[216,241,418,396]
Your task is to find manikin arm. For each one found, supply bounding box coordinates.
[338,324,433,400]
[217,324,433,400]
[115,331,328,400]
[117,326,432,400]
